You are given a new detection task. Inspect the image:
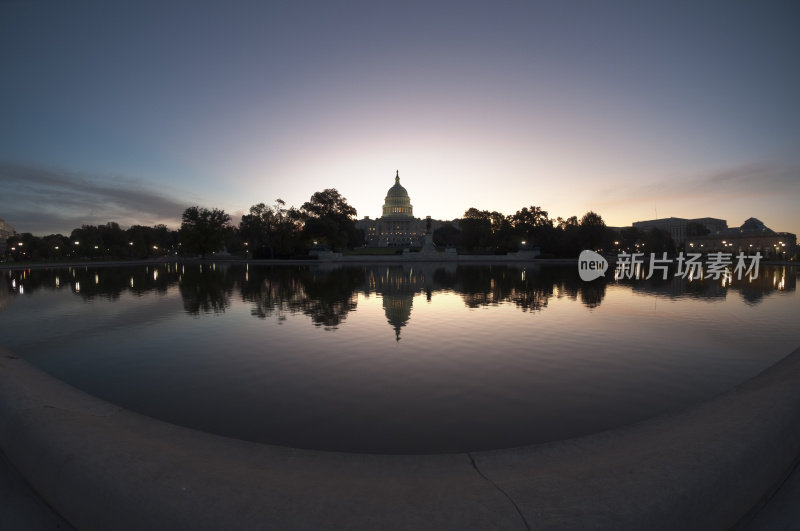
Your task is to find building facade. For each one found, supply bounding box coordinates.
[632,217,727,245]
[356,171,446,247]
[0,218,15,255]
[685,218,796,258]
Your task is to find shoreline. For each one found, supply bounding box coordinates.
[2,256,796,271]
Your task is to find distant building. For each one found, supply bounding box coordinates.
[355,171,447,247]
[686,218,796,258]
[0,218,15,255]
[632,217,727,244]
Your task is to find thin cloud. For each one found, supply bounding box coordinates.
[0,163,191,235]
[592,161,799,210]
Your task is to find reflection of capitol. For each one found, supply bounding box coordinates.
[366,265,443,341]
[4,264,796,340]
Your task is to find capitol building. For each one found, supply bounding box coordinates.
[356,171,446,247]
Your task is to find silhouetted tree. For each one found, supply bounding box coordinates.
[179,206,231,258]
[510,206,555,251]
[240,199,301,258]
[618,226,643,253]
[300,189,361,251]
[458,208,493,252]
[642,227,676,255]
[433,223,460,247]
[577,211,612,253]
[126,224,176,258]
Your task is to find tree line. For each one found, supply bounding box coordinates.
[434,207,676,257]
[3,187,680,262]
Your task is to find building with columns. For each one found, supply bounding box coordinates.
[356,171,446,247]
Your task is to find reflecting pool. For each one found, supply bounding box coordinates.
[1,262,798,454]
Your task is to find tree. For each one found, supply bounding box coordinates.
[510,206,552,251]
[126,224,176,258]
[239,199,300,258]
[642,227,676,255]
[433,223,460,247]
[179,206,231,258]
[300,189,361,251]
[578,211,612,253]
[458,208,493,252]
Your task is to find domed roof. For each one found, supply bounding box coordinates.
[739,217,775,234]
[382,170,414,218]
[386,171,409,199]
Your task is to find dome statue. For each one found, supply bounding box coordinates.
[382,170,413,218]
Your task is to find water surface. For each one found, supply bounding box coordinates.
[1,262,797,453]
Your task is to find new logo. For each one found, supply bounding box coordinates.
[578,250,608,281]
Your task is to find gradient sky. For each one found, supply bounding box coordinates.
[1,1,798,236]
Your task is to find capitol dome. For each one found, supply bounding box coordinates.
[382,170,413,217]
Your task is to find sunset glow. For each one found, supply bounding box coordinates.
[1,1,798,235]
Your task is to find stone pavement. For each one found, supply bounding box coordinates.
[0,450,74,530]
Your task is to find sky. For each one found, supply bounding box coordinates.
[1,0,798,236]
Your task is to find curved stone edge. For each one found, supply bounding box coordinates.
[1,346,799,530]
[473,345,800,530]
[0,348,521,531]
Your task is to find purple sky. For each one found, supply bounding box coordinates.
[1,1,798,235]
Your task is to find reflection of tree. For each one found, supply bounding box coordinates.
[239,266,364,329]
[178,264,234,315]
[4,264,794,337]
[1,265,179,301]
[579,281,605,308]
[417,265,607,311]
[239,266,306,321]
[454,266,558,311]
[0,282,12,313]
[295,268,363,329]
[614,265,796,306]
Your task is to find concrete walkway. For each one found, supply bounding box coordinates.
[0,449,74,530]
[1,346,799,530]
[740,458,800,530]
[2,448,797,530]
